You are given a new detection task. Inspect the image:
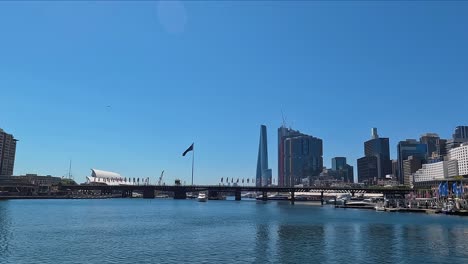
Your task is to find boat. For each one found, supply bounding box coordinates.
[197,193,207,202]
[375,205,386,211]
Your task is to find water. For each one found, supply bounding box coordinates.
[1,199,467,264]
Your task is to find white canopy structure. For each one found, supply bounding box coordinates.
[91,169,122,179]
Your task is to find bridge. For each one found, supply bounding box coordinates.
[59,184,411,204]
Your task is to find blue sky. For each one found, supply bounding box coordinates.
[1,1,468,184]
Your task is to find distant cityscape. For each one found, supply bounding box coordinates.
[254,124,468,189]
[1,125,468,190]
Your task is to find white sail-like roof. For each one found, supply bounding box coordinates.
[91,169,121,179]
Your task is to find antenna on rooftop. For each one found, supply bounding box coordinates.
[281,109,287,128]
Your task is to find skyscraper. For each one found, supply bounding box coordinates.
[397,139,427,184]
[420,133,446,159]
[453,126,468,139]
[277,126,301,187]
[0,128,17,176]
[256,125,271,187]
[278,126,323,187]
[357,128,392,185]
[332,157,347,171]
[331,157,354,183]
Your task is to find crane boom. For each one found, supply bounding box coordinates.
[158,170,165,185]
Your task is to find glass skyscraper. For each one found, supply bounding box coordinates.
[278,126,323,187]
[397,139,427,184]
[256,125,271,187]
[357,128,392,185]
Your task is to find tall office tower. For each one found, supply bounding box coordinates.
[357,128,392,185]
[357,156,378,185]
[332,157,347,171]
[277,126,301,186]
[453,126,468,139]
[446,126,468,153]
[397,139,428,184]
[256,125,271,187]
[331,157,354,183]
[391,159,399,177]
[280,128,323,187]
[420,133,440,157]
[402,156,423,186]
[0,128,18,176]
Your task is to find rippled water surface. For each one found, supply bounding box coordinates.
[1,199,467,264]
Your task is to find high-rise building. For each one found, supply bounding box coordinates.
[453,126,468,140]
[402,156,423,186]
[397,139,427,184]
[357,156,378,185]
[446,126,468,153]
[332,157,347,171]
[357,128,392,185]
[331,157,354,183]
[277,126,302,187]
[279,128,323,187]
[0,128,18,176]
[256,125,271,187]
[420,133,442,158]
[391,159,399,177]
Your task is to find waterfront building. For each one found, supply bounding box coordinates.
[256,125,271,186]
[0,128,18,176]
[402,156,423,186]
[448,143,468,176]
[280,128,323,187]
[397,139,427,184]
[413,160,459,183]
[357,128,391,185]
[278,126,302,187]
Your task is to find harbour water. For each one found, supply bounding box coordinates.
[1,199,467,264]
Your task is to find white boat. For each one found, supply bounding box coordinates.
[197,193,207,202]
[375,205,386,211]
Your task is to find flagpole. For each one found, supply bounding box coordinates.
[191,144,195,185]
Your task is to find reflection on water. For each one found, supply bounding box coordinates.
[0,200,467,264]
[0,202,12,257]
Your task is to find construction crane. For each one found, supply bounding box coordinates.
[157,170,165,186]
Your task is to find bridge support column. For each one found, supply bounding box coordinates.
[351,191,355,197]
[174,188,187,199]
[262,191,268,201]
[235,189,241,201]
[334,195,337,207]
[143,188,155,199]
[321,191,324,206]
[290,191,295,205]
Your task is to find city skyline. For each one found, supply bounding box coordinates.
[1,2,468,184]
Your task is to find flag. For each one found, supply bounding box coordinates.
[236,178,239,183]
[226,177,229,183]
[221,177,224,183]
[247,179,250,183]
[231,178,233,183]
[182,143,194,156]
[242,179,244,183]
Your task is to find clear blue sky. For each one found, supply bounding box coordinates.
[1,1,468,184]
